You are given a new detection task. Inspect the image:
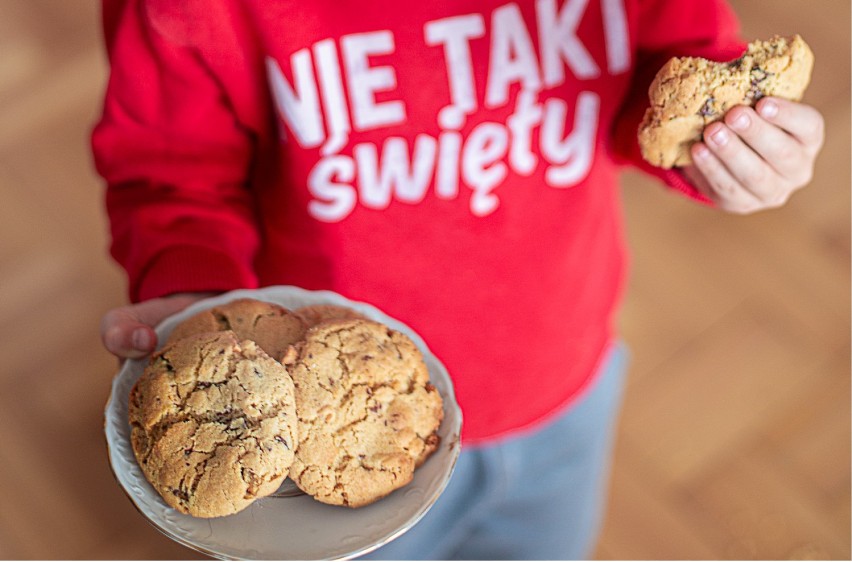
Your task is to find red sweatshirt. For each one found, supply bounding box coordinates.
[92,0,743,444]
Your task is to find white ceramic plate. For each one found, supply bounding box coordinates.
[105,286,463,560]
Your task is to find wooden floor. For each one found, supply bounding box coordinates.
[0,0,848,559]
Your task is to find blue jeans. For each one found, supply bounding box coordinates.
[363,342,629,560]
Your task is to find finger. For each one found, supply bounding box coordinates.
[691,142,763,214]
[100,308,157,359]
[756,97,825,153]
[724,106,811,184]
[703,121,787,205]
[100,294,208,359]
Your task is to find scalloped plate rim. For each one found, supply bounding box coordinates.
[104,285,462,560]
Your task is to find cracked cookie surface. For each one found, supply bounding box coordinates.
[638,34,814,168]
[295,304,367,328]
[165,298,307,362]
[286,319,443,507]
[129,331,298,518]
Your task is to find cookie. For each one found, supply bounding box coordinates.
[128,331,298,518]
[295,304,367,328]
[286,320,443,507]
[165,298,308,362]
[638,34,814,169]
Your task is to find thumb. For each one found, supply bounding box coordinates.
[100,293,211,360]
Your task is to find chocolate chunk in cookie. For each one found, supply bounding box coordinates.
[129,331,298,518]
[638,34,814,169]
[286,320,443,507]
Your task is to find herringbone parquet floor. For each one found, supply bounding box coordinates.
[0,0,847,559]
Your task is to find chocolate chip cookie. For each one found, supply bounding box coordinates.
[285,319,443,507]
[165,298,307,362]
[129,331,298,518]
[638,34,814,169]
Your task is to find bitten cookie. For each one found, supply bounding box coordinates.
[295,304,367,328]
[165,298,308,362]
[128,331,298,518]
[286,320,444,508]
[638,34,814,169]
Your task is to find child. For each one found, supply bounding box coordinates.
[94,0,823,558]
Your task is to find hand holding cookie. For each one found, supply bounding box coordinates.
[638,34,824,213]
[685,97,825,214]
[639,35,815,168]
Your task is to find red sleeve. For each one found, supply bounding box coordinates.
[91,0,260,302]
[612,0,748,203]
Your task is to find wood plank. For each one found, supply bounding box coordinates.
[594,441,718,560]
[687,448,850,559]
[619,299,826,487]
[758,348,851,528]
[618,172,747,386]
